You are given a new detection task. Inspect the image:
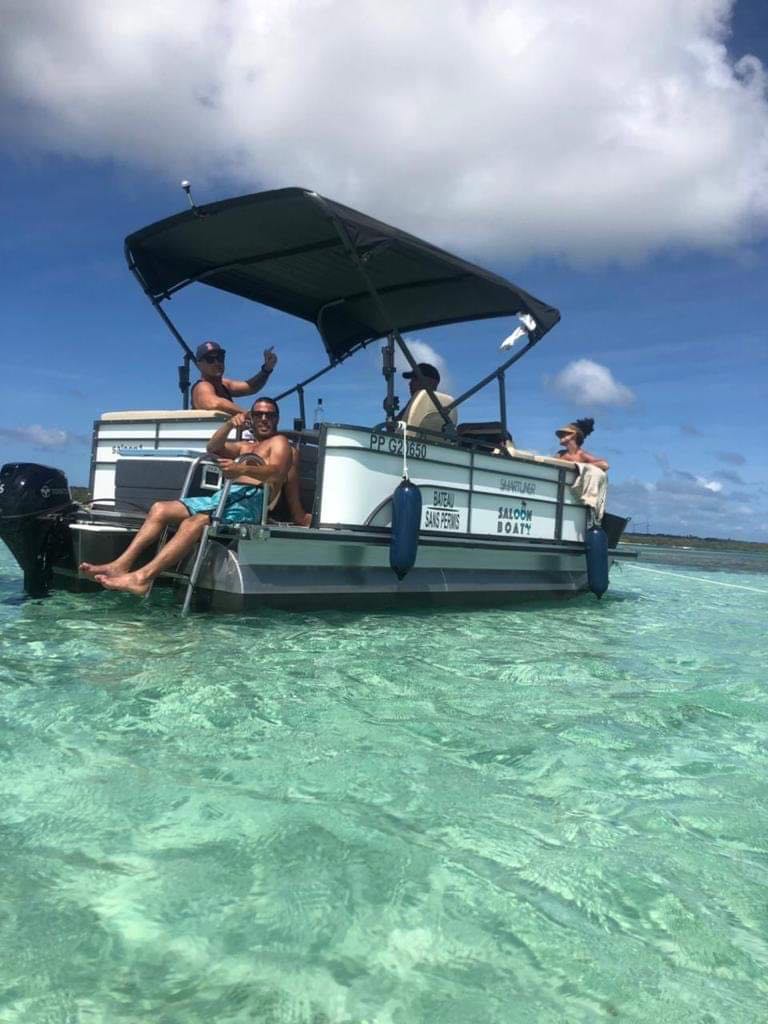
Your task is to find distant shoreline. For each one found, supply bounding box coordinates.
[621,533,767,553]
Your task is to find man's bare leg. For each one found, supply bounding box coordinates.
[79,500,191,578]
[95,514,209,596]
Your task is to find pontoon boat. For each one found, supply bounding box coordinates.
[0,187,633,610]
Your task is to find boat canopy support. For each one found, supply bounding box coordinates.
[126,247,197,409]
[124,187,560,424]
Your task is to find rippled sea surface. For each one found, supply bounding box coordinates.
[1,545,767,1023]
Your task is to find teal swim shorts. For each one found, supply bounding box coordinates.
[181,484,264,524]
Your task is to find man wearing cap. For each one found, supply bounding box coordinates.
[399,362,441,421]
[190,341,278,414]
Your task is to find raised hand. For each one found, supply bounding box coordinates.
[263,346,278,372]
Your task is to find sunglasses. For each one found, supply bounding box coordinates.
[251,410,277,420]
[200,351,226,364]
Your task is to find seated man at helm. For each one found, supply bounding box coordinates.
[399,362,442,421]
[192,340,310,526]
[79,397,292,596]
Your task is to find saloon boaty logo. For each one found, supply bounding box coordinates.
[497,500,533,535]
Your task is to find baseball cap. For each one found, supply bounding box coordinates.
[195,340,225,360]
[403,362,440,384]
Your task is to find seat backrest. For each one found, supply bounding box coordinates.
[404,390,457,434]
[456,421,517,450]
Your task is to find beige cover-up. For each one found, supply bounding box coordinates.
[569,464,607,524]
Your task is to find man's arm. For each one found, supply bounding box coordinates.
[207,413,247,458]
[579,451,609,471]
[192,381,245,415]
[217,435,292,487]
[225,346,277,398]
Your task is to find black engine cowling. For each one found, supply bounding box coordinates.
[0,463,76,596]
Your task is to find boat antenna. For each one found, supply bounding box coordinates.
[180,180,200,214]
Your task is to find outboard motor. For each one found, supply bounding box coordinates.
[0,463,75,596]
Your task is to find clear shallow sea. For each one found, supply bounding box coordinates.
[1,545,766,1024]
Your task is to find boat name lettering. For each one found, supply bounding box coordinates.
[500,476,536,495]
[496,502,533,536]
[112,444,146,453]
[431,489,454,508]
[424,508,461,531]
[368,433,427,460]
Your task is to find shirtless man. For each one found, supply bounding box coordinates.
[80,398,291,596]
[191,340,278,414]
[193,339,309,526]
[554,418,609,470]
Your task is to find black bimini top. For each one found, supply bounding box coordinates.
[125,187,560,362]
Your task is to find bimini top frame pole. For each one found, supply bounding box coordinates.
[125,245,197,409]
[310,193,457,433]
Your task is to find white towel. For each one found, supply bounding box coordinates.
[569,464,607,524]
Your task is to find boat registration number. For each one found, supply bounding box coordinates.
[368,433,427,460]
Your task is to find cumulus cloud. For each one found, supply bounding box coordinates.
[715,468,745,485]
[609,457,765,538]
[549,359,634,406]
[0,425,89,449]
[696,476,723,492]
[1,1,767,260]
[716,450,747,465]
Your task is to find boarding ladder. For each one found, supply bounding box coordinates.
[144,452,268,612]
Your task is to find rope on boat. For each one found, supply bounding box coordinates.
[623,562,768,595]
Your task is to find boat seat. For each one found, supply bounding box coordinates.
[111,451,222,513]
[457,421,516,452]
[404,390,457,434]
[295,439,319,513]
[455,423,576,467]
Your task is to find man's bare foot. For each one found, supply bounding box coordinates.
[294,513,312,528]
[79,561,125,580]
[95,572,150,597]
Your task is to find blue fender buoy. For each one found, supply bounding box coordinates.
[390,478,422,580]
[585,524,609,598]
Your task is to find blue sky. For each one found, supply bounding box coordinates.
[1,0,765,539]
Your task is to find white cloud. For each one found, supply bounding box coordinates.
[0,425,88,449]
[1,1,767,260]
[550,359,634,406]
[696,476,723,492]
[608,457,768,539]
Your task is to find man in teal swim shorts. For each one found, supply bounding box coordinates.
[80,398,292,596]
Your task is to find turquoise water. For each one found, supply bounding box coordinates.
[1,546,766,1023]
